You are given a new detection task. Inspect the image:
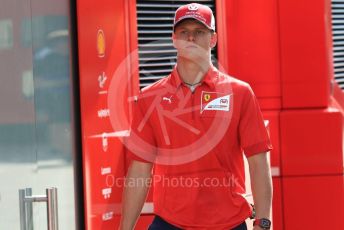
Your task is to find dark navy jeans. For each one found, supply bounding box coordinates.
[148,216,247,230]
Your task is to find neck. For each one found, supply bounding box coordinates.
[176,57,212,85]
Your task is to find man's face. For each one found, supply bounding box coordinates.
[173,19,217,61]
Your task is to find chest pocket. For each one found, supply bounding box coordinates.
[199,103,232,137]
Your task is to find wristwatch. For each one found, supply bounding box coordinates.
[253,218,271,229]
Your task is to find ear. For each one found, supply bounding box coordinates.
[210,32,218,48]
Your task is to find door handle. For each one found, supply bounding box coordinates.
[19,187,59,230]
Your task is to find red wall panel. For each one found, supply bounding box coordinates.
[282,175,344,230]
[280,109,344,176]
[272,178,284,230]
[216,0,281,109]
[76,0,136,228]
[278,0,333,108]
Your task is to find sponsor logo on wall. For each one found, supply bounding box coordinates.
[98,109,110,118]
[97,29,105,58]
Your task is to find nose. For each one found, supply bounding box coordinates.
[187,32,196,42]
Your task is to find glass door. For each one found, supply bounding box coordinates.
[0,0,78,229]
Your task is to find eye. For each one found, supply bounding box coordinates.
[196,30,205,36]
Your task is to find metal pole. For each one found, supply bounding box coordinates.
[25,188,33,230]
[46,187,58,230]
[19,189,27,230]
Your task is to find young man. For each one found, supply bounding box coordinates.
[120,3,272,230]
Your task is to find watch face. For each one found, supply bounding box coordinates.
[260,219,271,228]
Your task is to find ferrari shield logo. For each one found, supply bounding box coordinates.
[204,94,211,102]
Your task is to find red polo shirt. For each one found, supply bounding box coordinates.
[126,66,272,229]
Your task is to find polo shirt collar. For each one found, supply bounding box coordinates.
[170,65,218,91]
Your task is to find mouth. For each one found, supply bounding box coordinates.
[185,45,198,49]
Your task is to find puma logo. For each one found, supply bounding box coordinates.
[162,96,173,104]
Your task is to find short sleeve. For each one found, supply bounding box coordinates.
[124,96,157,163]
[239,86,273,157]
